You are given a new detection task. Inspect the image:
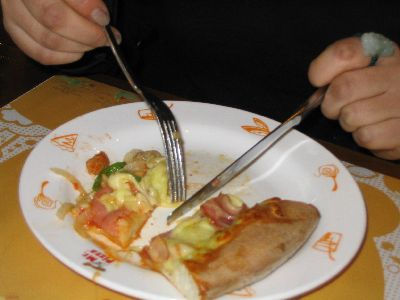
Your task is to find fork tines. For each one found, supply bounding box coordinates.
[145,93,186,203]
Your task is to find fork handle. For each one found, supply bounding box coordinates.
[104,25,146,101]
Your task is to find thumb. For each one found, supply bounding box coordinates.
[64,0,110,26]
[308,37,371,87]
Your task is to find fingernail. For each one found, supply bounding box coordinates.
[112,28,122,44]
[91,8,110,26]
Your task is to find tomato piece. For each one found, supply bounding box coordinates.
[101,208,131,237]
[90,198,109,226]
[86,151,110,175]
[147,236,170,263]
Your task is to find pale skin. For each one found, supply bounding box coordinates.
[308,38,400,160]
[2,0,400,160]
[0,0,121,64]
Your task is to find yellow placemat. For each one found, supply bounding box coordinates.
[1,76,399,300]
[303,162,400,300]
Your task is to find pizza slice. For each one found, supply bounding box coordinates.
[54,149,174,257]
[141,194,320,299]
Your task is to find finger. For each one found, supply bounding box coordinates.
[353,118,400,150]
[321,59,400,122]
[320,65,389,120]
[309,36,400,86]
[371,148,400,160]
[5,20,83,65]
[308,37,371,87]
[7,0,92,53]
[63,0,122,44]
[63,0,110,25]
[21,0,108,47]
[338,84,400,132]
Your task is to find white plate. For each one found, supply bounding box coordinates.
[19,101,366,300]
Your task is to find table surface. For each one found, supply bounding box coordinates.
[0,76,399,300]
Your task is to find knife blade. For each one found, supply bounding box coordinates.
[167,86,327,224]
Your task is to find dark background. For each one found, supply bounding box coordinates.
[1,4,399,166]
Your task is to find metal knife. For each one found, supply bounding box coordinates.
[167,86,328,224]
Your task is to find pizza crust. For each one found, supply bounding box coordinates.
[165,199,320,299]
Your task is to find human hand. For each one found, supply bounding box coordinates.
[1,0,120,65]
[308,36,400,160]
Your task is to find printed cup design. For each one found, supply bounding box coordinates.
[241,117,270,136]
[138,103,174,121]
[317,164,339,191]
[34,181,56,209]
[312,232,343,261]
[51,134,78,152]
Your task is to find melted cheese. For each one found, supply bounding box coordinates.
[164,216,224,263]
[171,217,217,246]
[141,159,171,207]
[100,173,152,213]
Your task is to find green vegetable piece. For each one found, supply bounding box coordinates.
[92,161,127,191]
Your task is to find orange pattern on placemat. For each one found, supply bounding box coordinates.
[241,117,270,136]
[387,264,400,274]
[34,181,56,209]
[230,286,255,297]
[383,175,400,193]
[312,232,343,261]
[380,241,400,274]
[392,256,400,265]
[0,104,51,164]
[138,103,174,120]
[381,241,395,251]
[346,165,378,179]
[389,255,400,274]
[51,133,78,152]
[317,164,339,191]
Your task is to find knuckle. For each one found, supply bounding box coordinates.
[328,74,355,101]
[353,127,373,148]
[339,105,358,132]
[320,100,336,119]
[37,30,62,50]
[331,40,358,62]
[91,30,107,46]
[320,87,343,120]
[39,2,66,31]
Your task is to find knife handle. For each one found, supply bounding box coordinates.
[289,86,328,124]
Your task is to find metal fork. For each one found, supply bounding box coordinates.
[104,25,186,202]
